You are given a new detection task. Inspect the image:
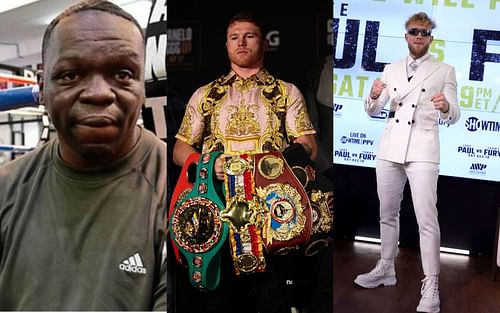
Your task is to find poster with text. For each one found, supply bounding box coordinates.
[334,0,500,182]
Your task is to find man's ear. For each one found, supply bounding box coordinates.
[36,70,44,105]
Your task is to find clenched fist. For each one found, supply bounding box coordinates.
[370,79,386,99]
[431,93,450,113]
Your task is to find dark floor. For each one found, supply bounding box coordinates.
[334,238,500,313]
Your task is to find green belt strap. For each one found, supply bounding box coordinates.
[170,151,228,290]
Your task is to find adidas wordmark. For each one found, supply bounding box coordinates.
[119,252,147,274]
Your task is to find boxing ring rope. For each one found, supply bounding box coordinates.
[0,73,37,85]
[0,85,40,111]
[0,74,48,154]
[0,144,35,153]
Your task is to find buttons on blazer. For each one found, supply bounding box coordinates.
[393,87,397,91]
[395,119,399,123]
[412,104,416,108]
[407,121,411,125]
[398,102,403,107]
[421,88,426,92]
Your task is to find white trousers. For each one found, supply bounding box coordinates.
[376,159,440,275]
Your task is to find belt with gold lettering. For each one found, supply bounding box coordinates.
[283,143,334,256]
[170,151,228,290]
[253,151,312,255]
[168,152,200,266]
[221,154,266,274]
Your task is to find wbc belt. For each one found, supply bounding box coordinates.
[168,152,200,265]
[221,154,267,275]
[253,151,312,255]
[169,152,228,290]
[283,143,334,256]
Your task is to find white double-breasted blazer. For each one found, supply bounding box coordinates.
[365,55,460,164]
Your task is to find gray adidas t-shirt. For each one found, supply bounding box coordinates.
[0,127,167,310]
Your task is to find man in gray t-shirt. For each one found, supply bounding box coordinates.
[0,0,167,310]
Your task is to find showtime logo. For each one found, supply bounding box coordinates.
[465,117,500,132]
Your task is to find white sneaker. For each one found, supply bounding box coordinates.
[416,275,440,313]
[354,259,397,288]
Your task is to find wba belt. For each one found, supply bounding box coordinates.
[221,154,266,275]
[283,143,334,256]
[253,151,312,255]
[168,152,200,266]
[170,152,228,290]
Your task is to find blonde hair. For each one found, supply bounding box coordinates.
[405,12,436,30]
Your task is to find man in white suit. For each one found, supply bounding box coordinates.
[353,12,460,313]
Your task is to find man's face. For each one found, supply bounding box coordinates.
[42,11,145,167]
[405,21,433,59]
[226,21,266,70]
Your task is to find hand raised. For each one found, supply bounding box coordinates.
[370,79,386,99]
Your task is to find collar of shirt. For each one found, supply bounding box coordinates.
[407,53,431,73]
[222,67,269,85]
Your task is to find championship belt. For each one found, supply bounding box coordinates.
[283,143,334,256]
[253,151,313,255]
[168,152,200,265]
[221,154,267,275]
[169,152,229,290]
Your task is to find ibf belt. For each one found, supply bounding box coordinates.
[221,154,266,275]
[283,143,334,256]
[169,152,229,290]
[253,151,312,255]
[168,152,200,266]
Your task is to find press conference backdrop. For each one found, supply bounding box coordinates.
[167,0,332,106]
[167,2,332,311]
[143,0,167,139]
[333,0,500,182]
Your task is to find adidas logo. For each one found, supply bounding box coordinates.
[119,253,147,274]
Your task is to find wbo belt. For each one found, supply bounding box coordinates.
[168,152,200,266]
[283,143,334,256]
[253,151,312,255]
[170,151,229,290]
